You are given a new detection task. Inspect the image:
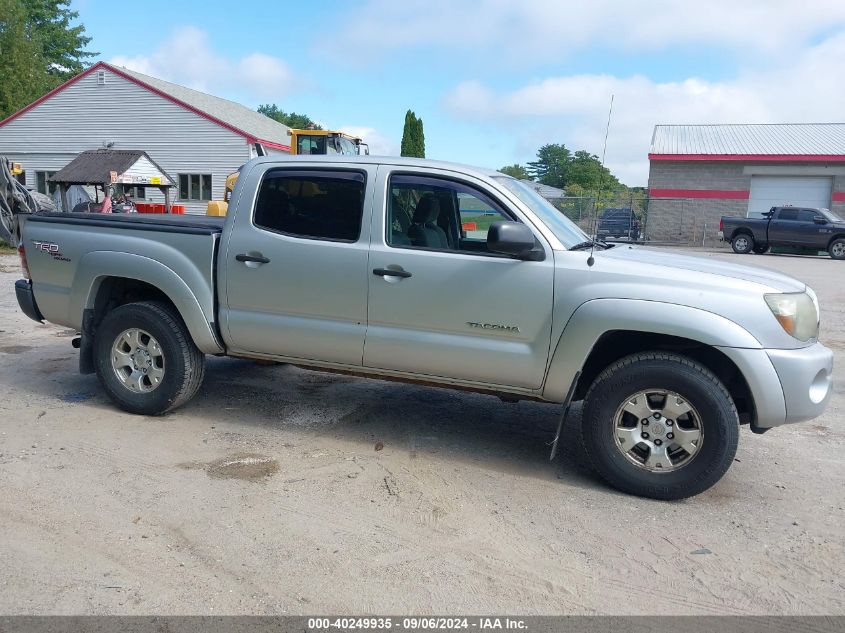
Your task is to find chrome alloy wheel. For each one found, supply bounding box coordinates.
[733,236,749,251]
[612,390,703,472]
[111,328,165,393]
[831,241,845,258]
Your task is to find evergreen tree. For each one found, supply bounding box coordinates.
[413,115,425,158]
[0,0,52,119]
[24,0,96,81]
[0,0,95,119]
[400,110,417,157]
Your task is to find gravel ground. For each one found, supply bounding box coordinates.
[0,249,843,615]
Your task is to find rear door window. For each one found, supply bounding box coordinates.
[253,170,366,242]
[777,209,799,221]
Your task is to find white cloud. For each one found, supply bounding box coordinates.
[110,27,295,100]
[329,0,845,62]
[443,32,845,185]
[339,126,399,156]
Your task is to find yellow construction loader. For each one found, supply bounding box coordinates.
[206,129,368,216]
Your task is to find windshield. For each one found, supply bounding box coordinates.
[494,176,589,247]
[820,208,844,222]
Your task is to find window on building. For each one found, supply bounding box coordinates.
[253,169,365,242]
[178,174,212,201]
[35,171,57,195]
[120,185,146,199]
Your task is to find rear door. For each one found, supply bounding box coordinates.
[221,164,375,365]
[364,167,555,390]
[767,208,800,245]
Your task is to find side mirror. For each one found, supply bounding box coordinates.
[487,221,544,261]
[814,217,828,225]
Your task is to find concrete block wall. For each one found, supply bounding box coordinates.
[645,198,744,244]
[646,160,845,243]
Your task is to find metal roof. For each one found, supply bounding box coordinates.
[50,149,174,186]
[518,179,566,199]
[107,63,292,148]
[650,124,845,157]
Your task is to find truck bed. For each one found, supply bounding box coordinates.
[27,212,225,234]
[22,212,222,348]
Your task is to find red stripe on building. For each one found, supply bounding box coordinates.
[832,192,845,203]
[650,188,750,200]
[0,61,290,152]
[649,153,845,162]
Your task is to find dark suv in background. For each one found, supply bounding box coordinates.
[596,207,641,240]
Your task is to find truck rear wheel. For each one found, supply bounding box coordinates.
[581,352,739,500]
[94,301,205,415]
[829,238,845,260]
[731,233,754,254]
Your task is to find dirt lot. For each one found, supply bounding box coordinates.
[0,249,843,615]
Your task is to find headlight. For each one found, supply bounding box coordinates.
[764,292,819,341]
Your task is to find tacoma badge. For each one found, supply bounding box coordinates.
[467,321,520,333]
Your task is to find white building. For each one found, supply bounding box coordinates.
[0,61,292,214]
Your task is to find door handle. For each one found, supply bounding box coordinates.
[373,267,412,278]
[236,253,270,264]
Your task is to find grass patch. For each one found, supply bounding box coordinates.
[0,240,16,255]
[460,213,501,232]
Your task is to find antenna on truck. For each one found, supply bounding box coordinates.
[587,94,615,267]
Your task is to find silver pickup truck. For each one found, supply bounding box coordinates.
[12,156,833,499]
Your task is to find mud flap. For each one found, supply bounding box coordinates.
[549,371,580,461]
[79,308,95,374]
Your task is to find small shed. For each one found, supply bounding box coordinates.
[50,149,175,212]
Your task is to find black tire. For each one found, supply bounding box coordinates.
[752,243,770,254]
[581,352,739,500]
[731,233,754,254]
[94,301,205,415]
[829,238,845,260]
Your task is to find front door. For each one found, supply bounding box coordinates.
[364,169,555,390]
[222,165,374,365]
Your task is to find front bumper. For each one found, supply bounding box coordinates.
[767,342,834,424]
[15,279,44,323]
[718,342,833,430]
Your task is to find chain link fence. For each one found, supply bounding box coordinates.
[554,194,729,248]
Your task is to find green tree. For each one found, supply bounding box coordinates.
[401,109,426,158]
[413,114,425,158]
[0,0,52,119]
[526,144,571,188]
[498,164,531,180]
[0,0,95,119]
[401,110,417,157]
[257,104,322,130]
[567,150,620,192]
[24,0,96,81]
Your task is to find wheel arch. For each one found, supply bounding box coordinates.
[571,331,756,425]
[543,299,762,424]
[826,233,845,250]
[71,252,224,354]
[729,227,753,241]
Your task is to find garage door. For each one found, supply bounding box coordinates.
[747,176,832,217]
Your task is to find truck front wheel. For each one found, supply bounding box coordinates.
[94,301,205,415]
[731,234,754,254]
[581,352,739,500]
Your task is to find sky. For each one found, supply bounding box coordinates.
[72,0,845,186]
